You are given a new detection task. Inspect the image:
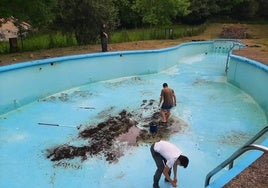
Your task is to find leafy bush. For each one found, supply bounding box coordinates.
[0,41,9,54]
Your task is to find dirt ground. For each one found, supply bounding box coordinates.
[224,153,268,188]
[0,23,268,66]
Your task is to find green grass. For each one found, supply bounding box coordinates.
[2,22,268,55]
[20,32,77,51]
[0,24,206,55]
[110,24,207,43]
[0,32,77,54]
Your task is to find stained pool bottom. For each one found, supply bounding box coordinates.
[0,54,266,188]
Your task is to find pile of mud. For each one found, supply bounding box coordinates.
[46,99,187,163]
[221,24,249,39]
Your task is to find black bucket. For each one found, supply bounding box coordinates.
[150,125,157,133]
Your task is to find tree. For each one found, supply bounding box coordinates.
[208,0,248,17]
[53,0,118,45]
[113,0,142,28]
[0,0,56,28]
[181,0,210,24]
[133,0,190,26]
[257,0,268,19]
[207,0,261,20]
[231,0,259,20]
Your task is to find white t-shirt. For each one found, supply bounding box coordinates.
[154,140,182,168]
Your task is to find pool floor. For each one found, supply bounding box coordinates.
[0,54,266,188]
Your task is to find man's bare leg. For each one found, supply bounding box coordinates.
[160,109,167,123]
[166,110,171,122]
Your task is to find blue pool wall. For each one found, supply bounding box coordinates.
[227,55,268,117]
[0,40,267,118]
[0,42,212,115]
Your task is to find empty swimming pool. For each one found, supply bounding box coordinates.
[0,40,267,188]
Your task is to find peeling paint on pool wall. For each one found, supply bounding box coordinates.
[0,40,267,188]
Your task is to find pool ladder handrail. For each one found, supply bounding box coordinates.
[225,43,235,73]
[211,39,244,74]
[225,41,244,73]
[204,125,268,187]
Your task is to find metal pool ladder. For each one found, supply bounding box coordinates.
[224,40,245,74]
[211,39,244,73]
[204,125,268,187]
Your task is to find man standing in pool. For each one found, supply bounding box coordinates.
[159,83,176,123]
[151,140,189,188]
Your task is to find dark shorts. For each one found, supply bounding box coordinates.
[161,105,173,110]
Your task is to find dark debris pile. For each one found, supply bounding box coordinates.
[47,110,136,163]
[46,99,186,164]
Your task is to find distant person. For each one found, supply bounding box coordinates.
[100,23,108,52]
[150,140,189,188]
[159,83,176,123]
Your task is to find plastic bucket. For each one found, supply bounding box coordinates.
[150,125,157,133]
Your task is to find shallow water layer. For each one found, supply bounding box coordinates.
[0,54,266,188]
